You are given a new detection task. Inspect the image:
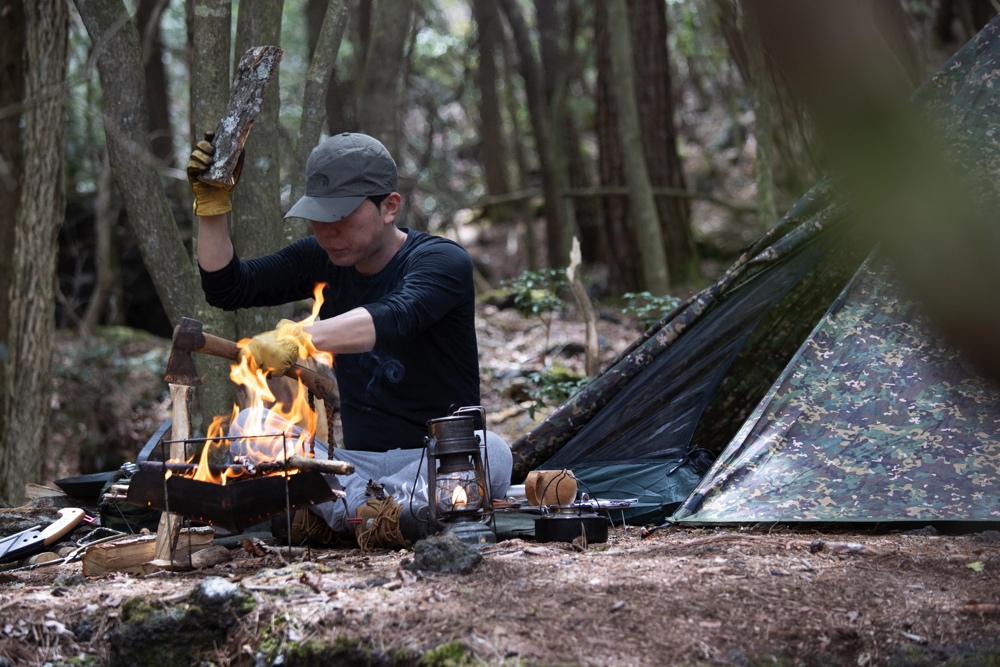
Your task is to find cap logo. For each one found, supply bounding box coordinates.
[308,173,329,190]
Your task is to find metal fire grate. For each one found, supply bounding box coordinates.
[126,433,338,533]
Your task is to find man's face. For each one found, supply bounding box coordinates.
[310,199,390,273]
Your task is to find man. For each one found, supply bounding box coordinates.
[188,132,511,545]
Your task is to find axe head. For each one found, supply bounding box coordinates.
[164,317,204,386]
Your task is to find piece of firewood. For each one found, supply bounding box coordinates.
[154,383,193,561]
[82,526,214,577]
[24,484,67,500]
[199,45,284,186]
[139,545,233,575]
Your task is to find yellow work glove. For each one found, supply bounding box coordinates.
[186,132,244,217]
[242,319,308,377]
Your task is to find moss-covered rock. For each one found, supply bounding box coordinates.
[108,577,255,667]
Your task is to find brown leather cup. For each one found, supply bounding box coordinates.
[525,469,577,507]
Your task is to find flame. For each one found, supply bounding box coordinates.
[452,484,469,510]
[169,283,333,485]
[278,283,334,367]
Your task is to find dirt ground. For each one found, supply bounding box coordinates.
[12,272,999,666]
[2,518,1000,666]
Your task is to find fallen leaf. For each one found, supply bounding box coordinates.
[967,561,984,572]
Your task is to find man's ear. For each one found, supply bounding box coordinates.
[381,192,402,224]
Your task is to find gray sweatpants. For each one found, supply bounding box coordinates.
[228,408,512,540]
[311,431,512,539]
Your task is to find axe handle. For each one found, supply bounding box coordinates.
[196,331,336,400]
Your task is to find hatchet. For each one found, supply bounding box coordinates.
[166,317,335,402]
[0,508,85,564]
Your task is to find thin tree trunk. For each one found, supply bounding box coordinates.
[606,0,669,294]
[287,0,350,244]
[629,0,696,283]
[744,5,778,229]
[473,0,511,198]
[187,0,238,426]
[356,0,414,158]
[499,19,537,271]
[0,0,67,505]
[232,0,290,342]
[136,0,173,166]
[0,0,25,444]
[79,0,199,324]
[82,150,116,331]
[595,1,637,293]
[499,0,569,268]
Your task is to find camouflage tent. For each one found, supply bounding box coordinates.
[510,18,1000,525]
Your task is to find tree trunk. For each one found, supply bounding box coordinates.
[499,0,569,268]
[288,0,350,244]
[0,0,68,505]
[356,0,414,158]
[82,151,117,331]
[231,0,290,342]
[473,0,511,198]
[595,2,637,292]
[743,5,778,229]
[605,0,669,294]
[136,0,174,166]
[630,0,696,283]
[187,0,238,426]
[499,20,538,270]
[597,0,693,292]
[0,0,25,445]
[78,0,199,324]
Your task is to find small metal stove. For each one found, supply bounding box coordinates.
[126,433,340,533]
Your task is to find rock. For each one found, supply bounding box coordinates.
[975,530,1000,543]
[403,532,482,575]
[108,577,255,667]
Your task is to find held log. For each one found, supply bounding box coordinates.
[200,45,284,186]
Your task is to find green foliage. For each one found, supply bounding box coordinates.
[50,328,169,474]
[419,641,474,667]
[499,269,567,318]
[621,291,683,329]
[525,366,588,419]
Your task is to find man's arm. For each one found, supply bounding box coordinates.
[305,307,376,355]
[197,213,235,272]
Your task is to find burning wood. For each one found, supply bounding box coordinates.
[137,455,353,478]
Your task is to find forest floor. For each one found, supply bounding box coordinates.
[3,304,1000,666]
[2,514,1000,667]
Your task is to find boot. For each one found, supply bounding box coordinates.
[355,496,408,550]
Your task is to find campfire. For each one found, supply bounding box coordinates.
[126,284,353,533]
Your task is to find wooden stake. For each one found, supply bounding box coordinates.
[153,383,193,561]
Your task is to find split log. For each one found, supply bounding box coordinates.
[82,526,214,577]
[154,383,193,561]
[139,545,234,574]
[199,45,284,186]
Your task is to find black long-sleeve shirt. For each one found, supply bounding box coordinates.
[200,228,480,451]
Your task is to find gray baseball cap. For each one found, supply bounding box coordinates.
[284,132,398,222]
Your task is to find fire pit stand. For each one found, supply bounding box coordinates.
[126,433,342,539]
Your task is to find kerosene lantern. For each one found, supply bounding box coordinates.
[424,411,495,546]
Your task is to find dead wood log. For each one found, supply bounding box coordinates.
[199,45,284,187]
[82,526,214,577]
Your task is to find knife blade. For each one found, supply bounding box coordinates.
[0,508,85,564]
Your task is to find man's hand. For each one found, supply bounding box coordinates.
[241,319,309,377]
[187,132,243,217]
